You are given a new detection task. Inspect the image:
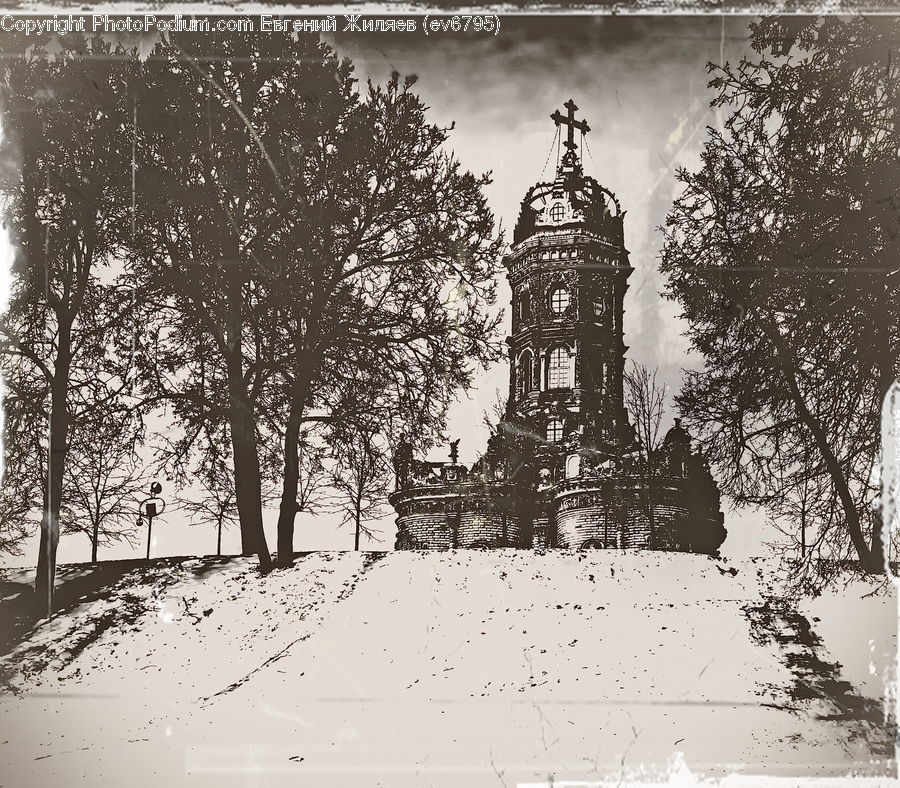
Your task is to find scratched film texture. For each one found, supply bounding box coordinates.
[0,15,897,788]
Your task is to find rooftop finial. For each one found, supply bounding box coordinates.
[550,99,590,164]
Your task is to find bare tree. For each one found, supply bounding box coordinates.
[291,437,331,546]
[177,456,238,558]
[61,395,145,562]
[624,362,667,466]
[0,359,42,556]
[267,74,504,566]
[624,361,668,549]
[330,425,390,551]
[481,387,507,434]
[131,33,355,571]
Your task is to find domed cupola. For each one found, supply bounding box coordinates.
[513,99,624,245]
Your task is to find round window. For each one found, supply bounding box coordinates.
[550,287,570,314]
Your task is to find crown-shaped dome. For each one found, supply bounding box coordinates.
[512,100,624,245]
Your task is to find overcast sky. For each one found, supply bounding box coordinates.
[10,17,773,565]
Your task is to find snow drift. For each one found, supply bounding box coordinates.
[0,549,895,787]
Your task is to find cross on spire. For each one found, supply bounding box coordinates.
[551,99,590,155]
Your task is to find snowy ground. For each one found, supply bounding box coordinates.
[0,550,895,787]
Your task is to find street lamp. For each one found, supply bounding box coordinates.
[139,481,165,560]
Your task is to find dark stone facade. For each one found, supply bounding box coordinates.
[389,101,726,554]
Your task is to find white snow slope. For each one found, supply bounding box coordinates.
[0,550,895,787]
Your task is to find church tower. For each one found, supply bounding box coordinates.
[505,100,634,485]
[389,100,726,555]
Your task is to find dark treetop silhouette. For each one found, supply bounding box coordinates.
[661,17,900,583]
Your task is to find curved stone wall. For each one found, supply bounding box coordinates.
[457,510,524,548]
[553,485,620,549]
[390,475,722,554]
[397,512,455,550]
[391,485,532,549]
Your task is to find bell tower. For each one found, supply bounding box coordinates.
[504,99,634,480]
[390,99,726,555]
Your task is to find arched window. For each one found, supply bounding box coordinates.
[566,454,581,479]
[547,346,569,389]
[546,418,564,443]
[549,286,569,315]
[550,203,565,222]
[516,351,533,399]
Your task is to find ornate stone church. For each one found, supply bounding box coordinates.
[390,101,726,553]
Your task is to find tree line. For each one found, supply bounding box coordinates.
[1,17,897,614]
[0,32,503,615]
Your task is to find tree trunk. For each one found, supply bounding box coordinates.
[226,351,271,571]
[276,396,302,567]
[221,263,271,571]
[275,343,315,568]
[645,468,656,551]
[216,516,222,557]
[764,317,879,572]
[91,517,99,563]
[35,336,71,617]
[354,502,361,551]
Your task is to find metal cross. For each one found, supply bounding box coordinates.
[550,99,591,152]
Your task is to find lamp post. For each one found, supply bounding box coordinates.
[139,482,165,560]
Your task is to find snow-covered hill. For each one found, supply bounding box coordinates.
[0,550,895,787]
